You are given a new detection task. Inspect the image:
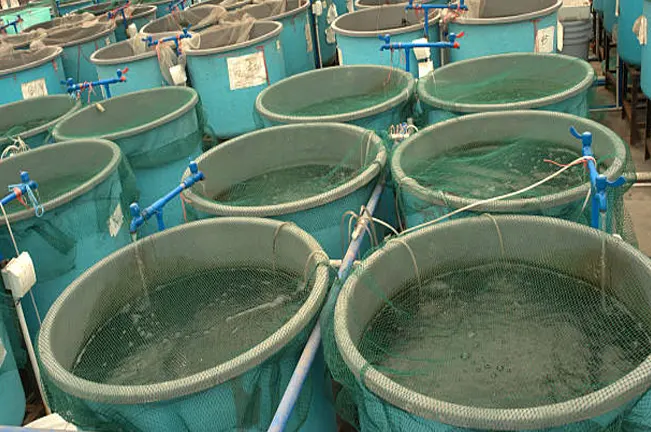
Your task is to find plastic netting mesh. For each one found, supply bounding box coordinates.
[181,123,387,259]
[38,218,335,431]
[140,4,227,34]
[322,215,651,431]
[0,45,60,74]
[417,54,595,113]
[41,21,115,47]
[391,111,637,245]
[255,65,415,127]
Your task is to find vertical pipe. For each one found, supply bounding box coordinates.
[267,181,385,432]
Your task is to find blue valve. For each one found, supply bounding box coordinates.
[378,32,462,73]
[0,15,22,33]
[130,161,205,235]
[107,3,130,32]
[62,68,128,100]
[569,126,626,230]
[142,28,192,56]
[1,171,44,217]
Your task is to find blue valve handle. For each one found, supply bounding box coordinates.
[569,126,626,230]
[142,28,192,56]
[1,171,44,217]
[378,32,462,73]
[62,68,128,99]
[129,161,205,235]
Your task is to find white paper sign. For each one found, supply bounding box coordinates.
[21,78,48,100]
[557,21,564,51]
[108,204,124,237]
[634,15,647,46]
[535,26,555,53]
[305,21,313,53]
[227,51,267,90]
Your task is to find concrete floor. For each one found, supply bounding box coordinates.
[592,85,651,255]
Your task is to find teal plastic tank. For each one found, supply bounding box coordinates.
[331,5,440,78]
[0,95,80,150]
[603,0,618,33]
[447,0,563,62]
[392,111,627,229]
[53,87,202,237]
[0,4,51,35]
[255,65,415,131]
[416,53,595,125]
[0,139,132,341]
[332,214,651,432]
[140,0,192,18]
[190,0,251,11]
[226,0,314,76]
[185,21,286,140]
[0,313,25,426]
[38,218,336,432]
[641,0,651,98]
[90,37,166,96]
[0,47,66,105]
[618,0,643,66]
[42,22,117,102]
[21,13,94,33]
[87,4,158,41]
[181,123,386,259]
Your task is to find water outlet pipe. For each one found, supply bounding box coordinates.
[129,160,205,236]
[379,32,463,74]
[142,28,192,56]
[62,68,128,100]
[267,179,385,432]
[569,126,626,230]
[107,2,132,33]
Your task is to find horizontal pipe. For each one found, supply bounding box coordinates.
[267,181,385,432]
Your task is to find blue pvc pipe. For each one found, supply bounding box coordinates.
[267,181,385,432]
[129,161,204,234]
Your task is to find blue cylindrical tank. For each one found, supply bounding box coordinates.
[90,36,170,96]
[42,22,117,102]
[594,0,604,12]
[0,95,80,150]
[185,21,286,140]
[53,87,202,237]
[181,123,387,259]
[603,0,618,33]
[618,0,643,66]
[227,0,314,76]
[190,0,251,11]
[416,53,595,125]
[146,0,193,18]
[0,47,66,106]
[641,0,651,98]
[0,139,132,341]
[0,316,25,426]
[0,4,50,34]
[447,0,563,62]
[256,65,414,131]
[332,5,440,78]
[353,0,446,10]
[22,13,94,33]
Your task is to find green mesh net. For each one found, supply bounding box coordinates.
[415,53,596,126]
[391,111,637,245]
[321,215,651,431]
[37,218,336,431]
